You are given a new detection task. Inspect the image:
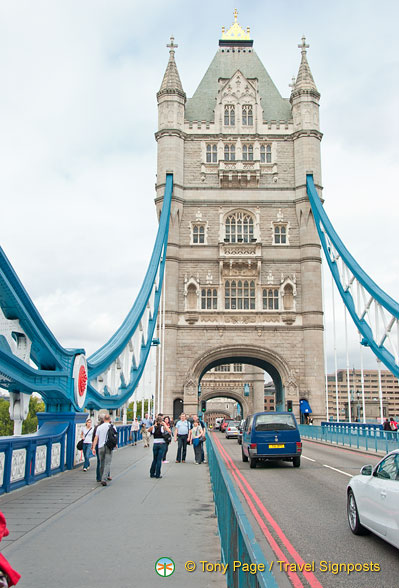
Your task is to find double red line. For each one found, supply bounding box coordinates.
[211,433,323,588]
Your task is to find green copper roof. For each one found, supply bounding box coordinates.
[185,48,292,123]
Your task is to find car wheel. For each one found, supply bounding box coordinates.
[347,490,369,535]
[249,456,257,469]
[293,456,301,468]
[242,448,248,462]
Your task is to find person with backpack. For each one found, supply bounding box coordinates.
[389,417,398,432]
[92,414,118,486]
[147,416,171,479]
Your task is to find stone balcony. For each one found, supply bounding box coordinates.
[200,159,277,187]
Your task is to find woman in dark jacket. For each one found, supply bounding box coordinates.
[148,416,171,479]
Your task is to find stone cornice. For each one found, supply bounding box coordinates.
[292,129,323,141]
[155,129,187,141]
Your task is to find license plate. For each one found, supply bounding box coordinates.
[268,444,285,448]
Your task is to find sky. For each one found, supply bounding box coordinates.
[1,0,398,377]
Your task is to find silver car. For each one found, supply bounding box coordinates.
[347,449,399,549]
[225,421,240,439]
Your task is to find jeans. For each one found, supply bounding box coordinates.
[193,440,202,463]
[95,448,101,481]
[131,430,138,444]
[83,443,92,469]
[176,435,188,461]
[99,445,113,482]
[150,443,165,478]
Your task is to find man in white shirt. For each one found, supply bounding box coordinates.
[174,413,191,463]
[92,414,116,486]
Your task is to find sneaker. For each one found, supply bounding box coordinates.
[107,477,112,481]
[83,468,87,472]
[162,460,169,464]
[195,462,200,465]
[101,481,107,486]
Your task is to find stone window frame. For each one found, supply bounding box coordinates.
[225,210,255,243]
[200,287,218,310]
[224,143,236,161]
[190,221,208,245]
[280,277,297,312]
[224,104,235,126]
[260,144,272,163]
[242,144,254,161]
[242,104,253,126]
[224,279,256,310]
[271,221,290,246]
[206,144,218,163]
[262,288,280,311]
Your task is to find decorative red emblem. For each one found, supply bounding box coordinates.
[78,366,88,397]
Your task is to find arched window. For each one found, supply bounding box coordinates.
[225,211,254,243]
[260,144,272,163]
[283,284,294,310]
[274,225,287,244]
[242,145,253,161]
[224,144,235,161]
[193,225,205,244]
[206,144,217,163]
[225,280,255,310]
[201,288,218,310]
[263,289,279,310]
[242,105,253,125]
[224,105,235,126]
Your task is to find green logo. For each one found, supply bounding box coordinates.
[155,557,175,577]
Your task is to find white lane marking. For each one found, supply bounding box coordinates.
[323,464,352,477]
[302,455,316,462]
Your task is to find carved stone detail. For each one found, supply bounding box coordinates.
[11,448,26,482]
[35,446,47,475]
[51,443,61,469]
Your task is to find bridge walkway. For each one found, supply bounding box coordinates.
[0,442,225,588]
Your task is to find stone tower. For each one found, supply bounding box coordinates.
[155,12,325,422]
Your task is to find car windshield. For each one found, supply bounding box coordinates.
[229,422,240,427]
[254,414,296,431]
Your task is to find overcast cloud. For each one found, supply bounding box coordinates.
[1,1,398,376]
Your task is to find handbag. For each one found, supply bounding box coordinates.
[162,432,172,444]
[193,437,201,447]
[76,439,84,451]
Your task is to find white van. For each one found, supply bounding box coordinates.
[214,418,223,430]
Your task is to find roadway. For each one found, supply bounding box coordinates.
[214,433,399,588]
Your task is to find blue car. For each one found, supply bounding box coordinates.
[241,412,302,469]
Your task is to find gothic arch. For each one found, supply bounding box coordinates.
[184,344,298,412]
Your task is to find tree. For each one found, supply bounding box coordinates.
[0,399,13,437]
[22,396,45,434]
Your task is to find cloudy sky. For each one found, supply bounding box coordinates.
[1,0,398,376]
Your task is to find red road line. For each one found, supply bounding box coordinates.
[212,433,324,588]
[213,435,305,588]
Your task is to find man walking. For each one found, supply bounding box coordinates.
[92,414,117,486]
[174,413,191,463]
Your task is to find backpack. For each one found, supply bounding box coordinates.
[105,425,118,450]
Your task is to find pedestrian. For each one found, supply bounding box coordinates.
[81,417,93,471]
[130,417,139,445]
[92,414,117,486]
[91,415,104,482]
[148,416,171,479]
[140,422,151,447]
[198,415,206,463]
[162,416,173,463]
[188,416,204,464]
[383,418,391,431]
[141,412,153,428]
[389,417,398,432]
[0,512,21,587]
[174,413,191,463]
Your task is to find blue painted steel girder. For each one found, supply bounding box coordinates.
[306,174,399,378]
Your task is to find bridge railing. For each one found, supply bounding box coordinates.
[299,424,398,454]
[206,433,278,588]
[0,426,68,495]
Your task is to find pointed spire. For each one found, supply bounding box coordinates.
[294,36,319,95]
[157,36,186,100]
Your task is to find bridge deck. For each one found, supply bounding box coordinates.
[0,443,225,588]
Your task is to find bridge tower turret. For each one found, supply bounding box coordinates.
[291,37,325,417]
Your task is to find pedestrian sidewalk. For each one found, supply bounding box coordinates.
[0,442,226,588]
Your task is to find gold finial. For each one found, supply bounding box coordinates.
[221,9,251,41]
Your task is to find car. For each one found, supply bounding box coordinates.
[220,418,234,433]
[347,449,399,549]
[237,419,245,445]
[225,421,240,439]
[241,411,302,468]
[214,418,223,431]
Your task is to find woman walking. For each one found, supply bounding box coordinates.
[81,417,93,472]
[148,416,171,479]
[130,417,140,445]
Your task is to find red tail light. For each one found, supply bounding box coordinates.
[296,442,302,453]
[250,443,257,450]
[227,428,231,431]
